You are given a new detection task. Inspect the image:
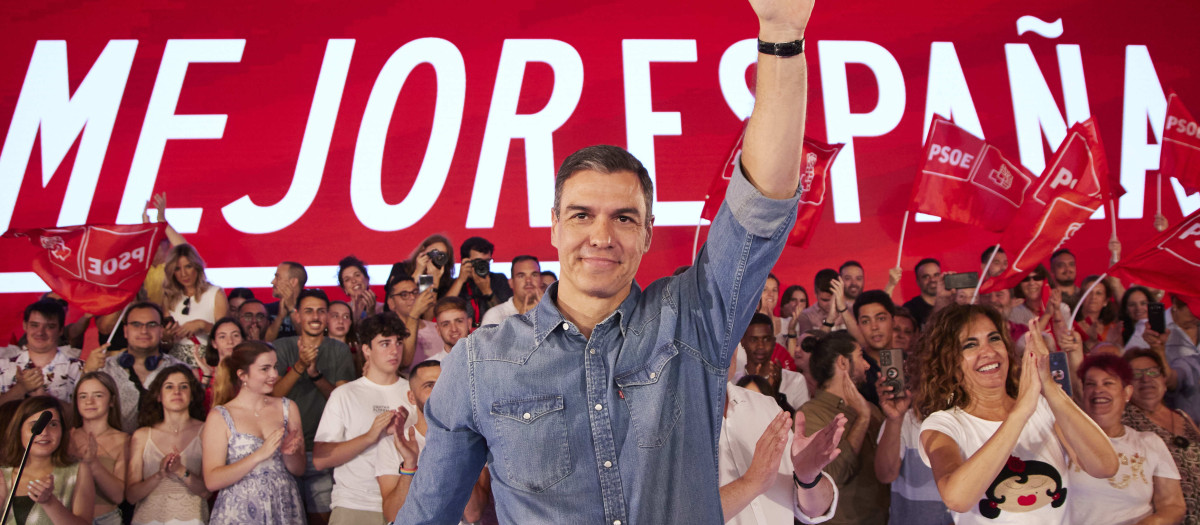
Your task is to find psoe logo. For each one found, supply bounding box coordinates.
[39,236,71,261]
[800,152,818,196]
[1160,219,1200,268]
[989,165,1014,190]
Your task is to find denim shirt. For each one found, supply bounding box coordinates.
[396,158,800,524]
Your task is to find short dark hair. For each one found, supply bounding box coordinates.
[227,287,255,302]
[24,299,66,326]
[808,331,858,387]
[337,255,369,289]
[980,246,1006,264]
[460,237,495,259]
[554,145,653,218]
[782,285,808,305]
[1124,347,1166,372]
[914,257,941,274]
[1011,265,1049,300]
[839,260,863,274]
[853,290,896,320]
[893,306,915,325]
[295,289,329,310]
[358,312,409,346]
[239,298,265,311]
[127,301,164,322]
[511,255,540,268]
[814,269,839,294]
[748,312,773,329]
[410,359,442,376]
[386,273,416,299]
[281,261,307,287]
[1050,249,1074,262]
[541,270,558,280]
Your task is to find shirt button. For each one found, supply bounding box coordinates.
[649,372,656,379]
[561,322,570,330]
[604,460,613,468]
[523,413,531,420]
[590,349,596,354]
[614,521,621,525]
[594,404,603,411]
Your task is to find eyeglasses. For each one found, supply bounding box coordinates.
[181,297,191,316]
[392,291,419,300]
[1023,275,1046,283]
[128,321,161,331]
[239,313,268,322]
[1132,368,1163,379]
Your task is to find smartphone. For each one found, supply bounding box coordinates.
[418,274,434,293]
[879,348,907,398]
[943,272,979,290]
[1149,302,1166,334]
[1048,352,1072,397]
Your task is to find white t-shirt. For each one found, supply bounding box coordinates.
[732,345,809,408]
[1067,426,1180,525]
[375,424,426,478]
[920,398,1070,524]
[314,376,416,512]
[720,383,837,524]
[479,298,519,326]
[424,349,449,363]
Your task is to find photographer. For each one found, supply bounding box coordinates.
[393,235,456,305]
[446,237,513,327]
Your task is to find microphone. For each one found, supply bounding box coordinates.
[30,410,53,436]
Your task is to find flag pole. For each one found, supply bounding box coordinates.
[1109,199,1118,241]
[1157,174,1163,217]
[896,210,910,269]
[105,302,133,345]
[971,243,1001,304]
[1069,273,1108,325]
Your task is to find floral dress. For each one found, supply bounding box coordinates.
[1123,404,1200,523]
[208,399,305,525]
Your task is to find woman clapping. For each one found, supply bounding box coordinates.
[70,372,128,525]
[126,365,209,524]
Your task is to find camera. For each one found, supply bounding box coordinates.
[471,258,490,276]
[427,249,449,269]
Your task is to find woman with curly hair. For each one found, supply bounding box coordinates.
[126,364,210,524]
[915,304,1117,524]
[160,244,228,367]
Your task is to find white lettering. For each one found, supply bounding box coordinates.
[1049,167,1077,189]
[1179,223,1200,241]
[819,40,906,224]
[0,40,137,232]
[1117,45,1165,219]
[1005,43,1091,175]
[623,39,701,226]
[87,257,101,276]
[467,39,583,229]
[223,39,354,234]
[118,39,245,223]
[718,39,756,120]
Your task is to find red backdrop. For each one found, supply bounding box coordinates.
[2,0,1198,345]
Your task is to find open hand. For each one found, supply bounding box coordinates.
[745,411,791,494]
[791,412,845,485]
[26,474,56,504]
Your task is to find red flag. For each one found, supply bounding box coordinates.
[3,223,168,315]
[787,138,843,248]
[910,116,1035,231]
[1109,208,1200,297]
[1160,91,1200,195]
[1030,117,1119,204]
[700,120,748,222]
[980,190,1103,293]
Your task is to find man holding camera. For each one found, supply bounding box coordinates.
[448,237,512,327]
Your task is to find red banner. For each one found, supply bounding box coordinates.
[3,223,167,314]
[982,190,1103,293]
[910,116,1033,232]
[1161,92,1200,196]
[1110,209,1200,297]
[788,138,842,248]
[1030,117,1117,205]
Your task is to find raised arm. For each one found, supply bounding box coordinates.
[741,0,814,198]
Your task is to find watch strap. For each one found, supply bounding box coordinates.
[794,472,821,489]
[757,38,805,57]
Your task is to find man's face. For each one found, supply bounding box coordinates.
[540,273,557,290]
[387,280,418,318]
[271,264,292,299]
[408,365,441,412]
[23,312,62,353]
[815,291,834,313]
[740,323,775,367]
[510,260,542,304]
[1051,253,1077,287]
[986,252,1009,278]
[124,307,163,353]
[551,170,652,301]
[892,316,915,351]
[238,302,268,339]
[856,303,894,351]
[840,266,864,301]
[980,289,1012,313]
[916,262,942,297]
[436,309,469,349]
[340,266,368,297]
[297,296,328,337]
[364,333,401,376]
[848,346,869,385]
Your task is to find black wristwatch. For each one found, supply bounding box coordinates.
[308,370,324,382]
[822,320,835,328]
[794,472,821,489]
[758,38,805,57]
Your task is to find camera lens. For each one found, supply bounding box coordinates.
[428,250,448,269]
[473,259,490,275]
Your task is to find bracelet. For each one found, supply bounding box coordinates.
[308,371,324,382]
[398,466,417,476]
[793,472,821,489]
[822,320,835,328]
[836,306,847,313]
[757,38,805,57]
[785,333,797,339]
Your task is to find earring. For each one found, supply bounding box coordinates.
[946,391,956,405]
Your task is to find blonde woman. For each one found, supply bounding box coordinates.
[71,372,129,525]
[161,244,228,367]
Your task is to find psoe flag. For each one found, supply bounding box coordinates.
[3,223,168,315]
[1161,92,1200,196]
[787,138,843,248]
[980,190,1103,294]
[1110,208,1200,297]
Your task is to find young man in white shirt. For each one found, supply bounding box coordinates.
[739,313,809,408]
[0,300,84,405]
[427,297,471,363]
[312,312,416,525]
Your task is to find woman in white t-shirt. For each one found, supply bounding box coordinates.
[1069,353,1185,525]
[915,305,1118,524]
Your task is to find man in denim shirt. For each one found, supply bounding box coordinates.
[396,0,839,522]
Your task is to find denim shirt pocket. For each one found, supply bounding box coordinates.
[614,342,682,448]
[490,395,574,493]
